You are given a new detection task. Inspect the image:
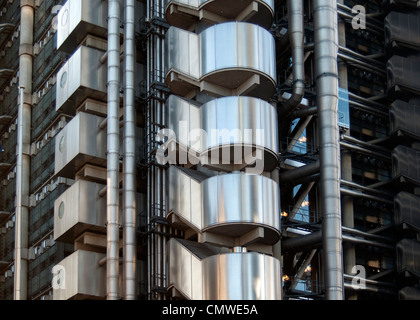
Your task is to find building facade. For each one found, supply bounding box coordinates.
[0,0,419,300]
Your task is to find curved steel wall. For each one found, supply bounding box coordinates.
[167,166,281,243]
[164,95,279,171]
[168,238,282,300]
[164,0,274,30]
[165,22,276,100]
[164,0,282,300]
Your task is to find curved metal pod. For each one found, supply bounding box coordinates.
[165,22,276,100]
[164,0,275,30]
[163,95,279,172]
[166,166,281,244]
[167,238,282,300]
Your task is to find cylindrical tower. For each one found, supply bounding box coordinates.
[161,0,282,300]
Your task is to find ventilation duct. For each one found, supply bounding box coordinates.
[389,100,420,141]
[397,239,420,279]
[392,145,420,186]
[387,55,420,96]
[165,22,276,100]
[167,238,282,300]
[162,95,278,172]
[384,11,420,52]
[395,191,420,233]
[54,112,107,179]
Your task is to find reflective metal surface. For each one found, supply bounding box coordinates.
[54,112,107,179]
[53,250,106,300]
[54,180,106,243]
[167,166,281,243]
[164,0,275,30]
[56,45,108,115]
[164,95,279,171]
[165,22,276,99]
[167,238,282,300]
[57,0,109,53]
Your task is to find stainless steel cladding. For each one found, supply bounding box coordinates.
[53,250,106,300]
[164,0,275,30]
[56,46,107,115]
[163,95,279,171]
[166,166,281,244]
[165,22,276,99]
[54,112,107,179]
[168,238,282,300]
[54,180,106,243]
[57,0,109,53]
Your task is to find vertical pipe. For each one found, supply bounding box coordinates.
[313,0,344,300]
[280,0,305,118]
[14,1,34,300]
[123,0,137,300]
[337,0,356,301]
[107,0,121,300]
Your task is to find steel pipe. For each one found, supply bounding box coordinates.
[123,0,137,300]
[279,0,305,118]
[14,2,34,300]
[106,0,121,301]
[313,0,344,300]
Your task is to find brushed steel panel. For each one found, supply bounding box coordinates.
[53,250,106,300]
[165,23,276,99]
[167,166,281,243]
[56,46,107,115]
[57,0,108,53]
[54,179,106,243]
[168,238,282,300]
[164,95,279,170]
[55,112,107,178]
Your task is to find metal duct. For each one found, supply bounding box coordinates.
[394,192,420,233]
[313,0,343,300]
[14,2,34,300]
[106,0,121,301]
[279,0,305,119]
[123,0,137,300]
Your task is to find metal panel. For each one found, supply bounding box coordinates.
[164,0,275,30]
[54,180,106,243]
[167,238,282,300]
[54,112,107,179]
[396,238,420,278]
[392,145,420,185]
[53,250,106,300]
[56,46,108,115]
[164,95,278,171]
[387,55,420,96]
[394,191,420,233]
[389,99,420,140]
[385,11,420,51]
[57,0,108,53]
[167,166,281,243]
[165,23,276,99]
